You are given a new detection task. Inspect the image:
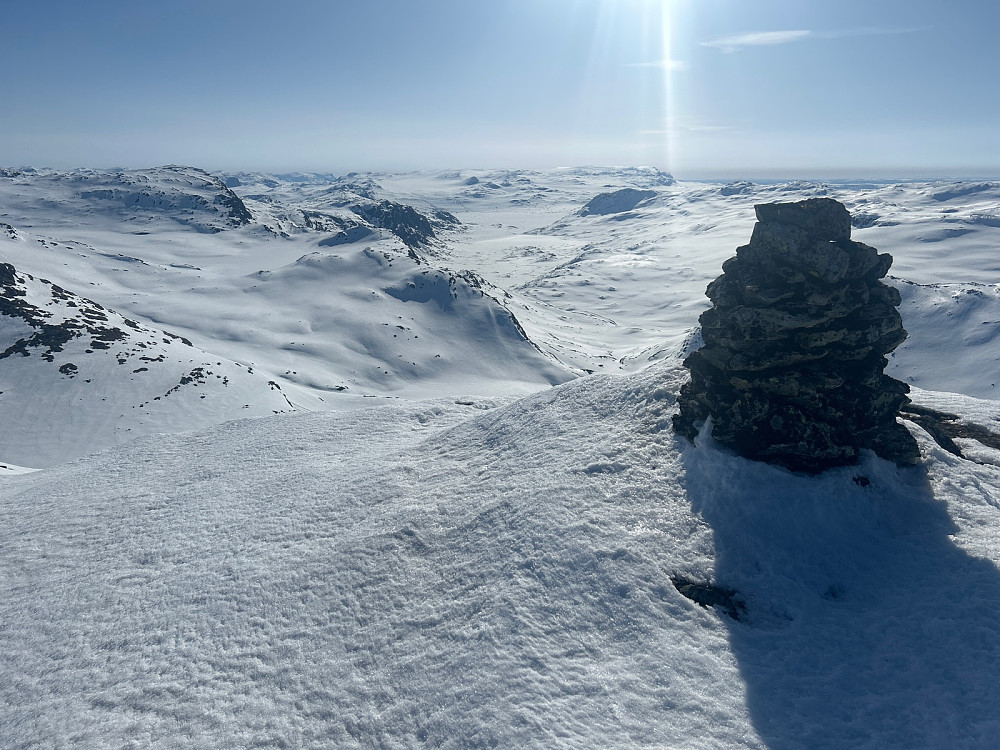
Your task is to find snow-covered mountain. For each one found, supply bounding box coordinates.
[0,165,253,234]
[2,165,1000,748]
[0,260,293,467]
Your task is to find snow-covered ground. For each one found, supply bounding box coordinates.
[2,166,1000,747]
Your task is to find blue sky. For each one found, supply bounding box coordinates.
[2,0,997,177]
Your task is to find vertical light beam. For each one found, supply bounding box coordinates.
[661,0,676,174]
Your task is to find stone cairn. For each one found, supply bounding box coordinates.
[673,197,920,473]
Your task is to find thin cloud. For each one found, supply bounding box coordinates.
[682,124,737,133]
[702,26,926,53]
[641,120,737,136]
[701,30,811,53]
[627,59,688,71]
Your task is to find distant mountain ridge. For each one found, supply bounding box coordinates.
[0,165,253,233]
[2,164,1000,467]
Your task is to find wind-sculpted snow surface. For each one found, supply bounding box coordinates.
[2,363,1000,748]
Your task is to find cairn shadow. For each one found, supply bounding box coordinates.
[681,437,1000,749]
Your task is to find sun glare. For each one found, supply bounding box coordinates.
[574,0,678,170]
[660,0,676,173]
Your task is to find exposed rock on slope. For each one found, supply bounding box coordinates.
[0,262,293,467]
[0,166,254,233]
[0,262,179,362]
[74,165,254,231]
[349,200,460,249]
[673,198,920,473]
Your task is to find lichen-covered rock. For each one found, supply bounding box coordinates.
[673,197,920,473]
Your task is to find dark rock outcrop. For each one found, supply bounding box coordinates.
[673,198,920,473]
[300,211,375,246]
[318,225,374,247]
[349,200,459,249]
[213,188,254,227]
[0,262,192,364]
[851,212,880,229]
[898,403,1000,461]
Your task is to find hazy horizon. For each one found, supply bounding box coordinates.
[6,163,999,184]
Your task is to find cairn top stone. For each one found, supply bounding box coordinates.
[754,197,851,242]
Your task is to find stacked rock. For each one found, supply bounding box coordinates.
[673,197,920,473]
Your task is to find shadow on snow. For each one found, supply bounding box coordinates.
[681,433,1000,749]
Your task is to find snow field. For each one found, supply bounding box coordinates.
[1,367,753,748]
[3,362,1000,747]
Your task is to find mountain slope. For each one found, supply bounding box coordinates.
[887,278,1000,398]
[236,245,573,400]
[0,261,292,467]
[0,165,252,233]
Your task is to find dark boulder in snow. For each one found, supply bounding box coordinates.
[673,197,920,473]
[671,576,746,621]
[580,188,657,216]
[0,262,16,286]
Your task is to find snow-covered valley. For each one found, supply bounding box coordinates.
[2,166,1000,748]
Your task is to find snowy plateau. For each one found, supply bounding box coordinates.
[2,165,1000,749]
